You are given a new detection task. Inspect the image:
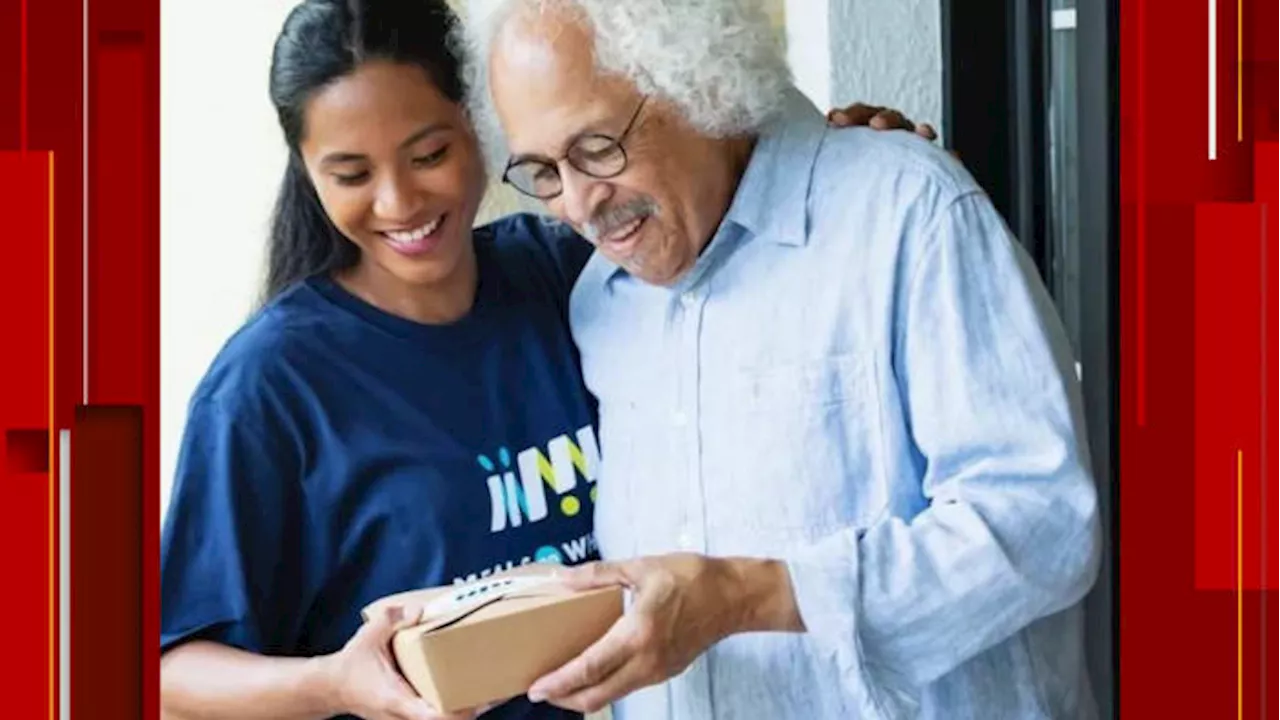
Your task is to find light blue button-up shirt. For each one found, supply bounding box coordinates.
[569,89,1101,719]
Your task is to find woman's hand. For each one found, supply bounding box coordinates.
[826,102,938,141]
[320,606,494,720]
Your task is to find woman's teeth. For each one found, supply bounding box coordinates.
[385,216,443,244]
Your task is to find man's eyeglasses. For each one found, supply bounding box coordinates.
[501,96,648,200]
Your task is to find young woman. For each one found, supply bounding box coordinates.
[158,2,930,719]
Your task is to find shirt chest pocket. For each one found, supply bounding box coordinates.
[702,352,889,543]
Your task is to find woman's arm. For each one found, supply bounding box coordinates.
[161,607,483,720]
[161,384,485,720]
[161,641,334,720]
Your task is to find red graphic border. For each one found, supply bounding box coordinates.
[1,0,1277,717]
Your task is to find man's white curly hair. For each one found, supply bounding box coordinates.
[458,0,793,171]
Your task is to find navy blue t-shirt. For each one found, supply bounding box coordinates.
[161,215,598,720]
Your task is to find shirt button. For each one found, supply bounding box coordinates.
[680,291,697,307]
[677,532,694,549]
[672,411,688,427]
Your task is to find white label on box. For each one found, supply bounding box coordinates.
[419,574,563,625]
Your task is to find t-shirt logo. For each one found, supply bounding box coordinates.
[479,424,600,534]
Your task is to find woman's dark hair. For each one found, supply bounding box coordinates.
[262,0,466,303]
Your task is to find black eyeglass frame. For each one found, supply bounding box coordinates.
[501,96,649,200]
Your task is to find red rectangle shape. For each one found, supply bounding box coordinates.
[5,428,49,474]
[94,0,151,35]
[0,163,53,718]
[86,2,160,717]
[0,152,50,431]
[91,45,146,406]
[72,405,142,718]
[0,0,19,149]
[1119,201,1204,715]
[1143,0,1252,204]
[1258,142,1278,593]
[1122,1,1279,713]
[1249,0,1278,62]
[0,460,51,717]
[1249,61,1279,142]
[1193,202,1267,590]
[28,0,88,436]
[1259,141,1280,202]
[0,155,54,718]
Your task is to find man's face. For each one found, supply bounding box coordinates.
[488,12,741,286]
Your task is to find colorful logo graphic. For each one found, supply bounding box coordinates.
[479,424,600,534]
[534,545,564,564]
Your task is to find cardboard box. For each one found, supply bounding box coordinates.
[361,565,624,714]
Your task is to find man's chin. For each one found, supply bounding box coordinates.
[602,240,688,286]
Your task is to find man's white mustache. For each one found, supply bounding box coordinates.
[583,198,658,242]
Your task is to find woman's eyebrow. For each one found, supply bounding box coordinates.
[319,123,453,166]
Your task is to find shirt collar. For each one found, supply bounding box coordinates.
[720,87,827,248]
[600,86,827,289]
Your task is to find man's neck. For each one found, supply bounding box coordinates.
[694,134,757,260]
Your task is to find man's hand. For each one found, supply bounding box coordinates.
[526,554,803,714]
[826,102,938,141]
[319,606,496,720]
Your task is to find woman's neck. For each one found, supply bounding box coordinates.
[334,246,480,325]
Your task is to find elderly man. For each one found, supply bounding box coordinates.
[464,1,1102,718]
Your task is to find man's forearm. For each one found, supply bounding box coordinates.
[161,640,337,720]
[724,557,806,634]
[784,492,1098,689]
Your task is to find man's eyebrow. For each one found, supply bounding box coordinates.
[509,127,588,165]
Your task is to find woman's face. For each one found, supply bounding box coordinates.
[298,60,486,291]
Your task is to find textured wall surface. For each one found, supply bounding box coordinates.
[789,0,944,140]
[830,0,943,137]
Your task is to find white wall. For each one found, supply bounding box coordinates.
[786,0,944,141]
[784,0,833,110]
[160,0,299,521]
